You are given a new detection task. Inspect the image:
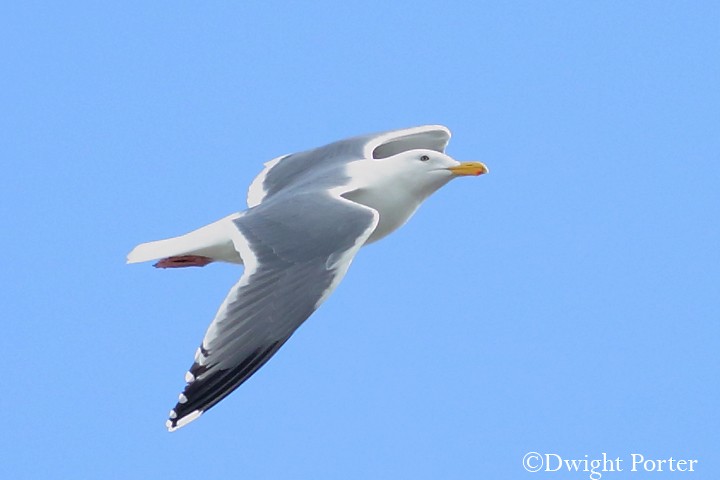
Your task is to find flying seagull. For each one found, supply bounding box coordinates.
[127,125,488,431]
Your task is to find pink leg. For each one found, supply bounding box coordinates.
[154,255,215,269]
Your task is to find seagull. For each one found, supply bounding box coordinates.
[127,125,488,431]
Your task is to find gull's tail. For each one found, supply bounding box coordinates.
[127,213,244,265]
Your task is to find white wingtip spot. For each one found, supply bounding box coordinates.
[194,347,209,365]
[178,393,188,404]
[167,409,203,432]
[185,371,195,383]
[169,410,177,419]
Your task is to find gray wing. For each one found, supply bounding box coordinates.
[247,125,450,207]
[167,192,379,430]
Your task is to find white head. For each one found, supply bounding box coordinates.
[344,146,489,243]
[379,148,488,198]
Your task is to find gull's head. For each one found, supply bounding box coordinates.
[368,148,489,201]
[387,148,488,187]
[344,142,489,243]
[428,149,487,175]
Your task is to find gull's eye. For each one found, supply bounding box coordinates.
[420,155,430,162]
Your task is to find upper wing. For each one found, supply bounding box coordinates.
[247,125,450,208]
[167,191,379,431]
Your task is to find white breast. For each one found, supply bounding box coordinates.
[340,159,451,244]
[344,186,423,243]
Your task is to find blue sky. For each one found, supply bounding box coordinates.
[2,2,718,479]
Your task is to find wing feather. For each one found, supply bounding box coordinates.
[167,192,378,431]
[246,125,450,208]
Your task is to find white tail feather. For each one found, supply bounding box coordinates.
[127,213,244,265]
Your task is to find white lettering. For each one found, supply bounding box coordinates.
[545,453,562,472]
[589,459,603,480]
[631,453,644,471]
[631,454,698,473]
[565,458,584,472]
[603,452,623,472]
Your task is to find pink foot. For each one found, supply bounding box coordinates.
[154,255,214,268]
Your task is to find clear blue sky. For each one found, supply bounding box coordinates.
[2,2,718,479]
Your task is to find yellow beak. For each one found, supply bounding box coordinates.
[447,161,489,176]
